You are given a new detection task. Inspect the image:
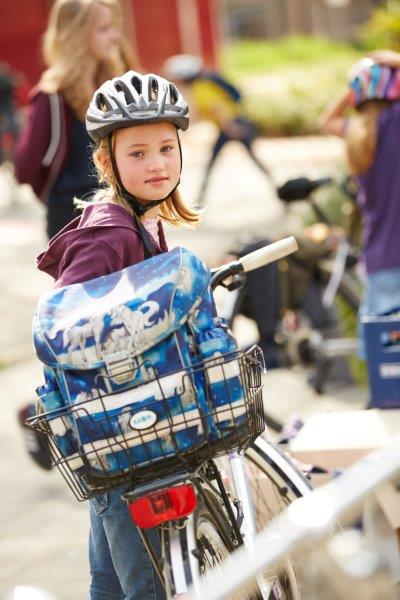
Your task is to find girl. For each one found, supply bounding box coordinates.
[14,0,137,238]
[36,69,199,599]
[15,0,137,470]
[318,51,400,356]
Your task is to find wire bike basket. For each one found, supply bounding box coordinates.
[28,346,265,501]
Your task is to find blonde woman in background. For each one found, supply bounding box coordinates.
[15,0,137,472]
[15,0,137,238]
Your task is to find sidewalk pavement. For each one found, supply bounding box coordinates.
[0,131,364,599]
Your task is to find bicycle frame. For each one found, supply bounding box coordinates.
[225,451,274,598]
[322,237,351,309]
[125,431,312,597]
[124,452,260,593]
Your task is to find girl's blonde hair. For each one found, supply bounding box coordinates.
[39,0,137,119]
[345,100,390,176]
[75,133,200,227]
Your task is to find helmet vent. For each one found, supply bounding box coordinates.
[114,80,134,105]
[131,76,142,95]
[149,78,159,101]
[169,84,178,105]
[96,93,111,113]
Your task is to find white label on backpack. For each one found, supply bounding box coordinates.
[129,410,158,430]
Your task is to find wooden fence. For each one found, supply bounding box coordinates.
[219,0,377,41]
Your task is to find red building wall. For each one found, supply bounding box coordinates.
[128,0,182,72]
[0,0,51,101]
[0,0,218,102]
[128,0,218,72]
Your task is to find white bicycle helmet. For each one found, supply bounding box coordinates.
[163,54,203,82]
[85,70,189,222]
[86,70,189,144]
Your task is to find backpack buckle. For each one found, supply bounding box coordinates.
[104,351,137,384]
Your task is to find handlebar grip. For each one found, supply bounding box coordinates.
[239,236,298,273]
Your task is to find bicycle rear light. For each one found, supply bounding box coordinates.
[128,484,197,528]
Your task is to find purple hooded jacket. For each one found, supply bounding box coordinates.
[357,100,400,274]
[36,202,168,288]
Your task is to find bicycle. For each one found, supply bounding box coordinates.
[27,237,312,599]
[221,176,362,403]
[187,436,400,599]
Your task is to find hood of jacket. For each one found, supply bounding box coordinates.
[36,202,139,280]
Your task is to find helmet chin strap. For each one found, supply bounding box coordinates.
[107,134,182,218]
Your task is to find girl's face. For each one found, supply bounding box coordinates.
[88,4,119,61]
[114,122,181,204]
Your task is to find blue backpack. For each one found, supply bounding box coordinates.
[33,247,250,483]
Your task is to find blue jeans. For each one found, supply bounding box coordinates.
[358,267,400,358]
[89,487,166,600]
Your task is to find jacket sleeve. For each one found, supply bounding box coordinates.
[14,92,53,199]
[55,237,127,288]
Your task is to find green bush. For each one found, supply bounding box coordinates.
[359,1,400,51]
[220,36,361,136]
[242,66,348,136]
[221,36,360,76]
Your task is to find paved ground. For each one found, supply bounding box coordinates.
[0,127,364,599]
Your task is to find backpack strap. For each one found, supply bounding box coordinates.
[134,216,157,260]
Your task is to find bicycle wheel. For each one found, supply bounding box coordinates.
[161,439,311,599]
[161,493,237,599]
[234,438,311,599]
[193,500,267,600]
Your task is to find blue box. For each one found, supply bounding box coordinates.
[362,314,400,408]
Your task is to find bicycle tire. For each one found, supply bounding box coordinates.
[222,440,311,599]
[161,491,235,599]
[238,438,312,599]
[161,438,311,599]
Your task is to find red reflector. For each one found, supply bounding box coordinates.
[128,484,197,528]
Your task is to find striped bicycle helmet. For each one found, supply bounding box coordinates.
[349,58,400,108]
[86,70,189,143]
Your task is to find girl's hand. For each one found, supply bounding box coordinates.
[368,49,400,69]
[317,88,351,137]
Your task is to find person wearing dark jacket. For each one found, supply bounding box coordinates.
[34,69,198,599]
[14,0,136,238]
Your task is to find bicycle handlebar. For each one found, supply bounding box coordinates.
[240,236,298,273]
[211,236,298,290]
[277,177,333,202]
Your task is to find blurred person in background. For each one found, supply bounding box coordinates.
[318,50,400,360]
[15,0,137,470]
[163,53,274,208]
[15,0,137,238]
